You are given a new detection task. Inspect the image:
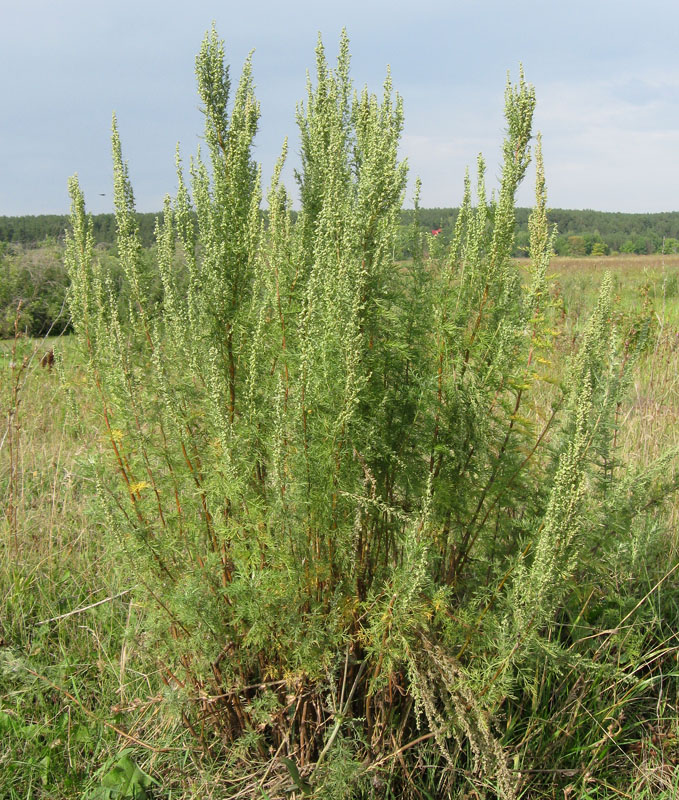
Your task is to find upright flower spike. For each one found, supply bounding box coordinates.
[195,25,231,157]
[489,68,536,279]
[192,29,261,425]
[111,115,149,337]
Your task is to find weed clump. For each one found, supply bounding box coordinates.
[64,28,679,799]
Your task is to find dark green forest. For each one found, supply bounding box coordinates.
[3,207,679,255]
[407,207,679,255]
[0,213,160,248]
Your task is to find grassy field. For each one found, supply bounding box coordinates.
[0,334,194,797]
[2,253,679,798]
[553,256,679,490]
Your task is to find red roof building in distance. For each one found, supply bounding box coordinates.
[431,228,442,236]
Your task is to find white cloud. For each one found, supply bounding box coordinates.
[531,73,679,211]
[397,72,679,212]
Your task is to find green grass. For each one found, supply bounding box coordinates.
[0,335,181,798]
[2,255,679,798]
[548,252,679,328]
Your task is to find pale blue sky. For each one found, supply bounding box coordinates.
[3,0,679,215]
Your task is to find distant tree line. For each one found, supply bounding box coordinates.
[4,208,679,257]
[0,213,161,248]
[400,207,679,256]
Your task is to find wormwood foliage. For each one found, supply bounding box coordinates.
[66,29,678,799]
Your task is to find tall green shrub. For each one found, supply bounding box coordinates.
[66,30,678,798]
[0,243,71,337]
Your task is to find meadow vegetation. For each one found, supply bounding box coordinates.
[2,27,679,800]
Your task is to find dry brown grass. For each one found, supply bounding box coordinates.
[550,253,679,274]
